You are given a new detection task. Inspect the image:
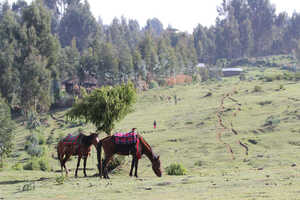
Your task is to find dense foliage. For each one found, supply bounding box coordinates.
[0,95,15,164]
[67,82,137,134]
[0,0,300,115]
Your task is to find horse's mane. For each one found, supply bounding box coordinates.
[138,134,153,153]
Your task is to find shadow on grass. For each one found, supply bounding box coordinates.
[0,177,50,185]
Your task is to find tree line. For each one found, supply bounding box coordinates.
[1,0,300,116]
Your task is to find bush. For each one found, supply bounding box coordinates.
[38,157,50,171]
[12,163,23,171]
[22,182,35,191]
[26,143,43,157]
[46,135,54,145]
[264,75,275,82]
[23,157,51,171]
[55,175,65,185]
[149,80,159,89]
[157,79,167,87]
[194,160,203,167]
[279,84,284,90]
[253,85,262,92]
[264,115,280,127]
[38,134,46,145]
[23,158,40,170]
[165,163,187,175]
[106,156,125,173]
[239,73,246,81]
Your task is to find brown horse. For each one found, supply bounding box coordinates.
[57,132,99,177]
[96,133,162,179]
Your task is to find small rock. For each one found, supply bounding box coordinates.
[291,163,296,167]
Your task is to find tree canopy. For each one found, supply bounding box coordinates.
[0,95,15,164]
[67,82,137,134]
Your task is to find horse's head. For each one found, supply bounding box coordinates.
[152,155,162,177]
[90,133,99,146]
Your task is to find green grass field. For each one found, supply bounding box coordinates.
[1,67,300,200]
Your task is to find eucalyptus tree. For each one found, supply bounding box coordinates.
[0,95,15,166]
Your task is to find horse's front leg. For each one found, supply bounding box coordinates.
[75,156,81,178]
[134,157,139,178]
[129,156,135,177]
[83,156,88,177]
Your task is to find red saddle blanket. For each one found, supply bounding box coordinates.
[113,132,137,145]
[63,134,79,145]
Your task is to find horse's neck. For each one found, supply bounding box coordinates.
[80,135,93,147]
[140,137,155,162]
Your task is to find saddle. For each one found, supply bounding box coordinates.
[113,132,137,145]
[63,134,80,145]
[62,134,82,154]
[113,132,141,159]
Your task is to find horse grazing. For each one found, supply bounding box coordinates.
[57,132,99,177]
[96,131,162,179]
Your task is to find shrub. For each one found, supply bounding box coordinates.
[22,182,35,191]
[165,163,187,175]
[148,80,159,89]
[23,157,51,171]
[157,79,167,87]
[26,143,43,157]
[295,72,300,80]
[194,160,203,167]
[12,163,23,171]
[253,85,262,92]
[46,135,54,145]
[38,134,46,145]
[55,175,65,185]
[23,158,40,170]
[106,156,125,173]
[239,73,246,81]
[264,115,280,127]
[38,157,50,171]
[279,84,284,90]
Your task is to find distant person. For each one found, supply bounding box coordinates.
[131,128,137,133]
[153,120,157,129]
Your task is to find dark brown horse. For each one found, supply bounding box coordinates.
[96,133,162,179]
[57,132,99,177]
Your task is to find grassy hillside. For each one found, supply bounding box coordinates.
[1,66,300,199]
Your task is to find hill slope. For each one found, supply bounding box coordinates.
[1,67,300,199]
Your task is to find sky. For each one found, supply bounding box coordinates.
[87,0,300,33]
[8,0,300,33]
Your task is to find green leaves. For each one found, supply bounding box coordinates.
[0,95,15,162]
[67,82,137,134]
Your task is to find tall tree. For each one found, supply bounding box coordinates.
[58,0,99,51]
[0,94,15,166]
[67,82,137,135]
[19,0,59,113]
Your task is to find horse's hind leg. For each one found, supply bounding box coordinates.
[102,156,113,179]
[62,153,71,176]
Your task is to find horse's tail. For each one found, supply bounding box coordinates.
[56,142,62,165]
[96,140,102,178]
